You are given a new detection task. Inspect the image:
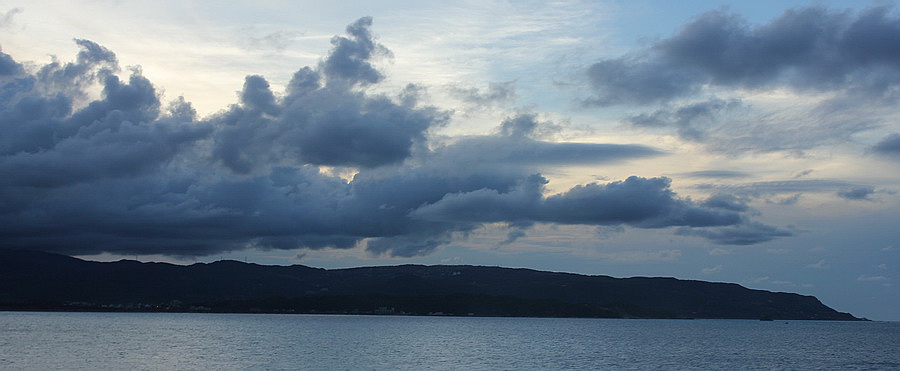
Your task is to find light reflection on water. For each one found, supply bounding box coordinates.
[1,311,898,370]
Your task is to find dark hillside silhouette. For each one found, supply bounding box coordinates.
[0,249,860,320]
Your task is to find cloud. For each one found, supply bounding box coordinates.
[807,259,829,269]
[701,193,750,212]
[210,74,448,171]
[702,265,723,274]
[594,225,625,240]
[238,26,301,52]
[680,170,750,179]
[411,175,743,229]
[625,98,742,141]
[448,81,516,109]
[417,114,662,174]
[437,136,662,169]
[207,19,450,172]
[0,43,210,190]
[768,193,802,206]
[592,6,900,155]
[695,179,874,201]
[793,169,814,179]
[498,113,543,138]
[699,180,889,203]
[499,229,527,246]
[871,133,900,158]
[0,18,794,258]
[0,49,23,77]
[588,6,900,105]
[677,222,793,245]
[0,7,22,28]
[624,96,877,154]
[837,186,876,201]
[321,16,390,86]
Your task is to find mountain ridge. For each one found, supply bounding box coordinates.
[0,249,861,320]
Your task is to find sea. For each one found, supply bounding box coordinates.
[1,311,897,370]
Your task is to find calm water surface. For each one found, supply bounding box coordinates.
[1,311,897,370]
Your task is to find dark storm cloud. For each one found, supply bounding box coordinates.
[410,175,741,229]
[38,39,119,97]
[0,50,22,76]
[588,6,900,105]
[321,16,389,86]
[205,23,394,174]
[0,18,791,258]
[210,73,448,171]
[209,18,447,172]
[0,166,358,255]
[871,133,900,158]
[0,43,210,189]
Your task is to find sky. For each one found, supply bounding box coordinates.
[1,0,898,320]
